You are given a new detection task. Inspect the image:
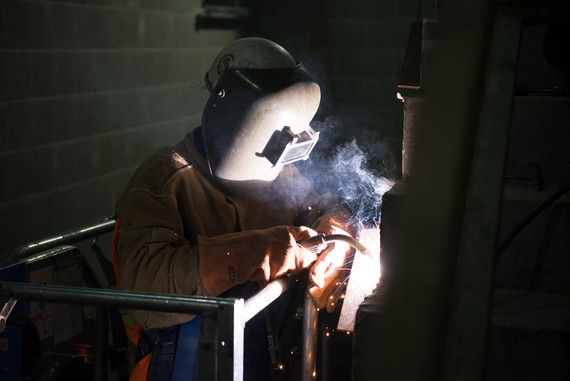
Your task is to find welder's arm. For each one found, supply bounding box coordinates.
[197,226,319,297]
[118,190,320,328]
[117,193,205,329]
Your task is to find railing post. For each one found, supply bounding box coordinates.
[302,290,318,381]
[199,312,217,381]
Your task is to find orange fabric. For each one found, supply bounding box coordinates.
[129,353,152,381]
[124,322,144,346]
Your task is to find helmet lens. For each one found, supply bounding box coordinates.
[259,126,319,166]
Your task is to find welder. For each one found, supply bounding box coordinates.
[112,37,355,381]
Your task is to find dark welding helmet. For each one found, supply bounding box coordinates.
[202,38,321,182]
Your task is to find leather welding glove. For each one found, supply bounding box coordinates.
[198,226,319,297]
[308,215,355,312]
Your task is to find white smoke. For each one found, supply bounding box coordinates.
[298,116,397,227]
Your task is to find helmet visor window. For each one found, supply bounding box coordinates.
[259,126,319,166]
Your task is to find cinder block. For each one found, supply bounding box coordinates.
[190,29,239,48]
[32,52,76,97]
[140,11,173,48]
[122,128,154,167]
[108,168,134,202]
[171,13,198,47]
[0,102,7,151]
[54,4,140,48]
[83,0,139,8]
[70,138,97,183]
[0,2,6,49]
[32,144,63,194]
[157,118,195,146]
[125,89,152,127]
[7,191,60,254]
[6,1,55,48]
[0,204,11,257]
[94,134,129,177]
[140,50,200,85]
[53,91,152,142]
[142,0,174,11]
[55,180,111,233]
[89,92,132,134]
[31,141,87,193]
[174,51,202,83]
[141,51,175,86]
[142,0,199,13]
[75,51,143,92]
[0,151,36,204]
[0,52,33,101]
[54,96,92,140]
[6,99,58,150]
[142,85,195,124]
[54,176,120,228]
[78,136,111,180]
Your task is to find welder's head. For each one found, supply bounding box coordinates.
[202,37,321,182]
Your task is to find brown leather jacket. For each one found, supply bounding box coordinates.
[115,129,349,329]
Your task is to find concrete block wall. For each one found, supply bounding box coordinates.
[1,0,425,257]
[0,0,240,257]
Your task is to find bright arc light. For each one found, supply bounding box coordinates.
[337,226,381,332]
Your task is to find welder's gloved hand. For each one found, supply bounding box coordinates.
[308,222,354,313]
[198,226,319,297]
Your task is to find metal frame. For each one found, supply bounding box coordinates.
[1,220,317,381]
[0,276,298,381]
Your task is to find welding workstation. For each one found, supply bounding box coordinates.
[1,0,569,380]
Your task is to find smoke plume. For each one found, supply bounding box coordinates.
[297,116,398,227]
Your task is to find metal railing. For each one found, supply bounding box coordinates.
[0,277,300,381]
[0,219,318,381]
[7,219,117,261]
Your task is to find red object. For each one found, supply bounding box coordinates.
[74,343,92,362]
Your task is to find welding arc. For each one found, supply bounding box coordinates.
[298,234,371,257]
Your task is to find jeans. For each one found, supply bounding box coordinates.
[146,318,200,381]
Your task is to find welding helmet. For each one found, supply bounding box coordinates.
[202,37,321,182]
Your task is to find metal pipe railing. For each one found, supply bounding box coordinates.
[0,276,306,381]
[2,217,318,381]
[9,219,116,260]
[243,276,295,322]
[302,290,318,381]
[0,282,236,315]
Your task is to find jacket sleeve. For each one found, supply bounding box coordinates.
[117,189,204,330]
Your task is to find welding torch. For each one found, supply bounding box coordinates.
[299,233,371,257]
